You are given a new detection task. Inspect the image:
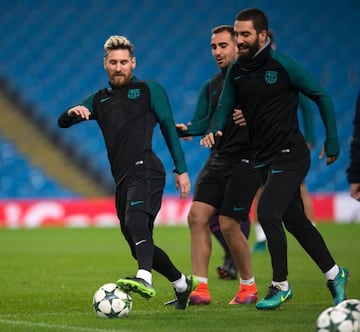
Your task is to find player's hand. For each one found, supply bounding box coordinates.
[175,172,191,199]
[233,109,247,126]
[350,183,360,201]
[67,105,91,120]
[200,131,222,148]
[176,123,192,141]
[319,145,338,165]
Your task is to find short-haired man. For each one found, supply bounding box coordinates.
[202,9,349,310]
[58,35,197,310]
[177,25,260,305]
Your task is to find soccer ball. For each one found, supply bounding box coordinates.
[337,299,360,324]
[316,306,359,332]
[93,283,132,318]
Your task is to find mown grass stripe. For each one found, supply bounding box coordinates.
[0,318,126,332]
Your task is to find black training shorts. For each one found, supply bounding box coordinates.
[115,169,165,223]
[193,155,262,221]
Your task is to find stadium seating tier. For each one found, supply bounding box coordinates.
[0,0,358,197]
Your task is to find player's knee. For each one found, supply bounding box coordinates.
[257,208,276,227]
[283,217,314,235]
[218,216,237,236]
[124,210,151,235]
[219,222,231,237]
[187,207,209,228]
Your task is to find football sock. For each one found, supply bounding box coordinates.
[136,269,152,285]
[325,265,339,280]
[196,276,208,284]
[272,280,289,291]
[172,274,187,292]
[240,277,255,285]
[254,222,267,242]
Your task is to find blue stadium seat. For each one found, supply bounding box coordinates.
[0,0,359,197]
[0,134,77,198]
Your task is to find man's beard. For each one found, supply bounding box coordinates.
[238,37,260,62]
[111,73,130,87]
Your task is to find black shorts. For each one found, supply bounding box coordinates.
[115,169,165,223]
[194,156,262,221]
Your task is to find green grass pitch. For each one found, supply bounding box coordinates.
[0,223,359,331]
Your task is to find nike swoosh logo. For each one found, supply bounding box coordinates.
[341,269,345,278]
[254,164,266,168]
[130,200,144,206]
[233,207,246,211]
[271,169,283,174]
[234,75,245,80]
[135,239,147,246]
[281,292,291,302]
[100,97,111,103]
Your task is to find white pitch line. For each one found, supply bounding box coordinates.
[0,318,130,332]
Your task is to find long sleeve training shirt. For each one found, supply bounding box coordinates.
[178,69,254,160]
[209,43,339,163]
[58,77,187,185]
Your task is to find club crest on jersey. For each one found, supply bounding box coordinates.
[128,88,140,99]
[264,71,278,84]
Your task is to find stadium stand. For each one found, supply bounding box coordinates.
[0,90,108,198]
[0,0,359,198]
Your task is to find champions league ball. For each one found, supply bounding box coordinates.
[336,299,360,325]
[93,283,132,318]
[316,305,359,332]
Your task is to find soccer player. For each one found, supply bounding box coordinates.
[178,25,252,281]
[57,35,197,310]
[347,91,360,201]
[247,30,316,253]
[176,25,260,305]
[202,8,349,310]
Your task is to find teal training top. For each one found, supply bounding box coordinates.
[178,69,253,159]
[298,93,315,147]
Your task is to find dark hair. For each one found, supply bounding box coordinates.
[235,8,269,33]
[268,30,275,43]
[211,25,234,37]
